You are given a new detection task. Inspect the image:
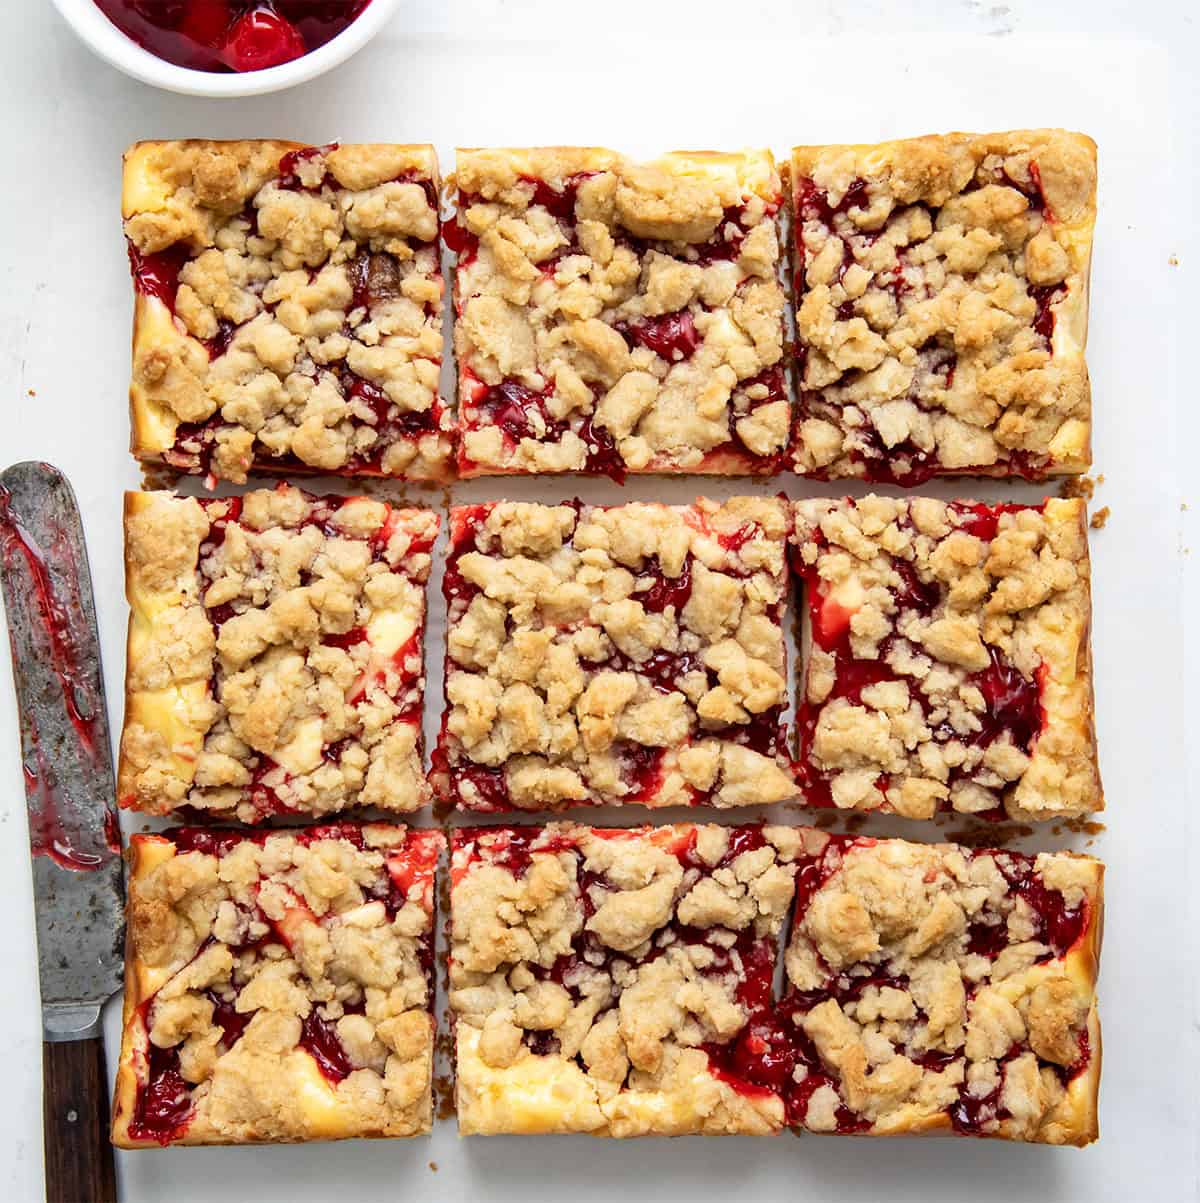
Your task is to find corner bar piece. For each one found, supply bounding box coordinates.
[449,822,801,1136]
[123,140,452,483]
[111,824,442,1147]
[791,495,1101,821]
[764,831,1102,1144]
[790,130,1096,482]
[451,147,789,478]
[433,498,797,811]
[118,485,437,821]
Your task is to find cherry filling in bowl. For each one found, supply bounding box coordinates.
[93,0,373,73]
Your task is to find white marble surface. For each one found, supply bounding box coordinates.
[0,2,1196,1200]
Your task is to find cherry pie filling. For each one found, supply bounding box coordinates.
[180,492,432,821]
[452,176,785,477]
[93,1,372,74]
[706,837,1092,1135]
[127,825,438,1144]
[435,504,791,811]
[129,144,445,481]
[793,165,1066,484]
[456,826,783,1096]
[795,502,1047,819]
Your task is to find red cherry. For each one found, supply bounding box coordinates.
[178,0,233,48]
[221,6,307,72]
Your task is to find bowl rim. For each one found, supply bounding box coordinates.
[48,0,400,97]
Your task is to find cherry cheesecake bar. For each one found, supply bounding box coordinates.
[790,130,1096,483]
[123,140,452,483]
[118,485,437,821]
[433,498,797,811]
[112,824,442,1146]
[762,830,1102,1144]
[791,495,1101,821]
[450,147,789,479]
[449,822,801,1136]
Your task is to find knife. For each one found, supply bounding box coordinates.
[0,462,123,1203]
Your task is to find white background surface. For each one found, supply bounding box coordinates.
[0,2,1196,1199]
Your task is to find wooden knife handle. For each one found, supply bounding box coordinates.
[43,1038,117,1203]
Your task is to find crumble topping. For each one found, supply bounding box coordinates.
[115,825,441,1145]
[773,831,1100,1144]
[791,495,1101,821]
[123,140,451,483]
[433,498,797,811]
[451,148,788,477]
[790,131,1096,482]
[449,823,801,1136]
[119,485,437,821]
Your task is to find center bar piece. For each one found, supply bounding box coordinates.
[118,485,437,822]
[449,822,801,1135]
[450,147,789,478]
[122,140,452,483]
[432,498,797,811]
[111,824,442,1146]
[790,495,1101,821]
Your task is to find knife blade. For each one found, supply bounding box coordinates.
[1,462,123,1202]
[0,461,125,1038]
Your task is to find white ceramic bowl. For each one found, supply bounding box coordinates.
[49,0,400,97]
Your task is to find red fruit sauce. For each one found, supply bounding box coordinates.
[127,1030,194,1145]
[616,311,700,361]
[0,484,121,871]
[92,0,372,73]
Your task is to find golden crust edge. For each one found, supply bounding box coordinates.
[117,492,209,814]
[122,140,438,219]
[453,145,780,198]
[111,834,175,1149]
[1015,497,1104,820]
